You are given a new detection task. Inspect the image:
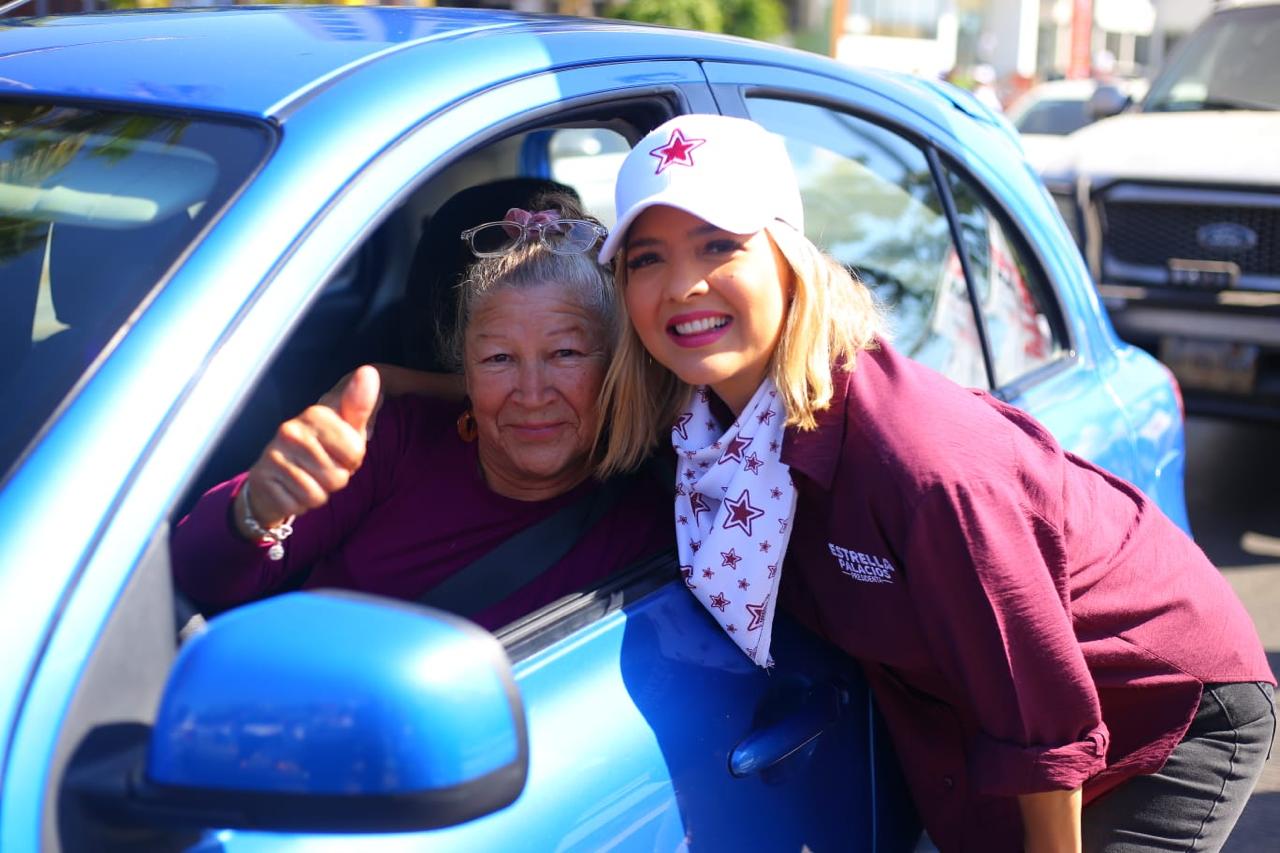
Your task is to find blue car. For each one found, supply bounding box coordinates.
[0,8,1188,851]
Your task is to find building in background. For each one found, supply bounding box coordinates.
[829,0,1215,96]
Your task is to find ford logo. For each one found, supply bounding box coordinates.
[1196,222,1257,252]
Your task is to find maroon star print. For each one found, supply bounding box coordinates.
[727,624,737,633]
[709,592,730,612]
[689,491,713,525]
[759,540,771,553]
[675,482,687,496]
[746,599,768,631]
[691,540,702,553]
[681,566,695,589]
[769,440,780,453]
[702,567,715,579]
[649,128,706,174]
[678,515,688,525]
[743,451,764,474]
[777,517,789,534]
[672,412,693,441]
[697,387,712,403]
[767,563,778,578]
[756,408,776,425]
[769,486,783,499]
[719,433,751,464]
[738,578,750,590]
[721,548,742,570]
[722,489,765,537]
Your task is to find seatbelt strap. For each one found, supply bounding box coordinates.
[418,474,630,618]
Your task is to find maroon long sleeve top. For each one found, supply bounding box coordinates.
[778,341,1273,852]
[172,395,673,630]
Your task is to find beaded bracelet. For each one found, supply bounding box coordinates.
[239,480,296,561]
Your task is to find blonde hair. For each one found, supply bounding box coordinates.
[596,221,882,476]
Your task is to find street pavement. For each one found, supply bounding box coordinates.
[1186,416,1279,853]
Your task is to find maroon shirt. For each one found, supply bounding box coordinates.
[778,341,1273,852]
[173,396,673,630]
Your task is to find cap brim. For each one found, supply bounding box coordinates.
[598,186,774,265]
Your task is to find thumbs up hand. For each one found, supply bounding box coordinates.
[237,365,382,539]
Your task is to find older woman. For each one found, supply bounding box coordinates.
[171,196,672,630]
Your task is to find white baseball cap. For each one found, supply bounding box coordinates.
[597,114,804,264]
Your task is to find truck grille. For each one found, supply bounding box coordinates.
[1100,195,1280,276]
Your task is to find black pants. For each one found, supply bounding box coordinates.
[1083,681,1276,853]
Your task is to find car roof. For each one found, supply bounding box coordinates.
[0,6,965,125]
[0,7,555,116]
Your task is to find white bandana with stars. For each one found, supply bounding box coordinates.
[672,378,797,668]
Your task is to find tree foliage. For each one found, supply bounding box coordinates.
[606,0,723,34]
[720,0,787,42]
[606,0,787,41]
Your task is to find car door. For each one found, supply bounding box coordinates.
[700,61,1187,528]
[15,59,913,852]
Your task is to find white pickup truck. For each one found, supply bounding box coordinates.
[1038,0,1280,421]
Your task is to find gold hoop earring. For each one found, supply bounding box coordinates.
[456,409,478,442]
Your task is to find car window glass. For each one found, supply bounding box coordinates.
[744,97,988,388]
[1144,8,1280,111]
[548,128,630,227]
[942,164,1063,387]
[0,102,271,481]
[171,111,676,639]
[1011,99,1090,135]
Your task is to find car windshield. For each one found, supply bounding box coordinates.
[1010,98,1091,135]
[1143,5,1280,112]
[0,102,271,479]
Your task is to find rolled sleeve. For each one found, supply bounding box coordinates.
[904,476,1107,796]
[972,724,1109,796]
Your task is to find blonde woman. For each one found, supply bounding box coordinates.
[596,114,1274,853]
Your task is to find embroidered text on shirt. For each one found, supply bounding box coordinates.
[828,543,896,584]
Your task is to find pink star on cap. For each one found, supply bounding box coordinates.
[649,128,705,175]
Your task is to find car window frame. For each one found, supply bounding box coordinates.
[709,78,1078,400]
[933,151,1076,398]
[25,69,717,850]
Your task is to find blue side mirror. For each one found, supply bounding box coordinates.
[83,591,527,832]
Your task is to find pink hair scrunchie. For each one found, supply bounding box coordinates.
[500,207,561,239]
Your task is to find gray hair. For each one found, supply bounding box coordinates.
[439,196,615,371]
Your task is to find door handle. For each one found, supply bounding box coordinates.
[728,683,845,777]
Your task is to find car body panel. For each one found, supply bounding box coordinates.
[213,587,890,851]
[2,55,717,849]
[0,8,1187,851]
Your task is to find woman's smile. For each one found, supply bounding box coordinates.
[668,311,733,347]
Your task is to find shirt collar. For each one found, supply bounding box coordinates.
[780,363,852,491]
